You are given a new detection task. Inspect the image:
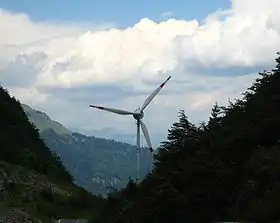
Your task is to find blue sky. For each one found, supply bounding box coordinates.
[0,0,230,27]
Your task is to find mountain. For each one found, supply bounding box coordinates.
[0,86,103,222]
[92,53,280,223]
[83,127,165,148]
[21,104,71,135]
[22,104,153,195]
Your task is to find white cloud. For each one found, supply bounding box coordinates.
[8,87,52,105]
[1,0,280,147]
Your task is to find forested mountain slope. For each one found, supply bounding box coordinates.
[0,86,103,222]
[22,104,152,195]
[92,53,280,223]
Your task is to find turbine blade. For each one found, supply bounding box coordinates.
[141,76,171,112]
[140,120,153,153]
[89,105,134,115]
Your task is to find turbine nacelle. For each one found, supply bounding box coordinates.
[133,107,144,120]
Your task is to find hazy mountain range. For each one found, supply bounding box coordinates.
[72,126,165,148]
[21,104,153,195]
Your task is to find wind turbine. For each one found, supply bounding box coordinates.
[89,76,171,182]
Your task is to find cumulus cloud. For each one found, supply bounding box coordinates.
[1,0,280,147]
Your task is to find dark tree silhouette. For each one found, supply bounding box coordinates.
[91,52,280,223]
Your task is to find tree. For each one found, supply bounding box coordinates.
[92,52,280,222]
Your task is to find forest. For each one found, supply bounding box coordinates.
[0,83,103,221]
[90,53,280,222]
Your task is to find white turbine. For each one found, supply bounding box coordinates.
[89,76,171,182]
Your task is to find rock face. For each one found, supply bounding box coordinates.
[55,220,88,223]
[0,161,70,200]
[0,209,41,223]
[0,161,69,222]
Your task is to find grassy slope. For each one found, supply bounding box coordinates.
[21,104,71,135]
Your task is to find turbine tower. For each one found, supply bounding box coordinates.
[89,76,171,182]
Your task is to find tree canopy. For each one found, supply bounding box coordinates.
[0,85,103,221]
[92,52,280,223]
[0,87,72,183]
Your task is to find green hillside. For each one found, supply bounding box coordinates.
[21,104,71,135]
[21,105,152,195]
[0,86,103,222]
[91,53,280,223]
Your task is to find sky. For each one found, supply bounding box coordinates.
[0,0,280,147]
[0,0,230,26]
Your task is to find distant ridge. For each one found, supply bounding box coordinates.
[21,104,152,195]
[21,104,71,135]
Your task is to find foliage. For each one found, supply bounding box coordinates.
[91,52,280,222]
[0,88,72,183]
[0,86,104,221]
